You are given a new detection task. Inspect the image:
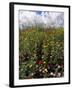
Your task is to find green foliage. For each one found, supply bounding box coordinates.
[19,27,64,79]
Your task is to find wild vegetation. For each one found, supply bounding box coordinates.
[19,27,64,79]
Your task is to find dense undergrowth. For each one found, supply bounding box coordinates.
[19,27,64,79]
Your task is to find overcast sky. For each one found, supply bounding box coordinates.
[19,10,64,29]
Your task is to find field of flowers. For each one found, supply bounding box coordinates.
[19,27,64,79]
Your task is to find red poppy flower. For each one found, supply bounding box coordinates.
[36,60,44,64]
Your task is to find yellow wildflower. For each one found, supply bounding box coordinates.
[44,45,47,48]
[29,64,32,68]
[25,38,27,40]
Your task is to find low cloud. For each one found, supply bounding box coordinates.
[19,10,64,29]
